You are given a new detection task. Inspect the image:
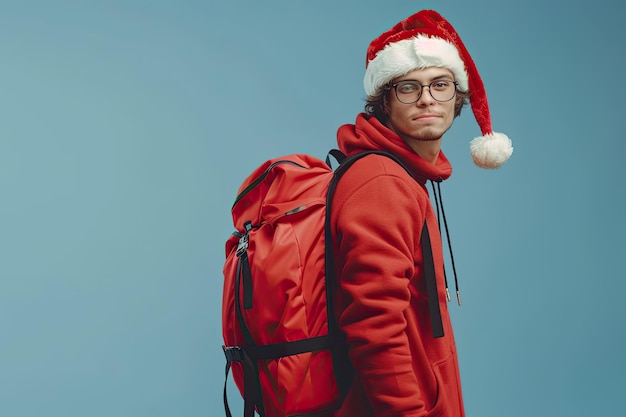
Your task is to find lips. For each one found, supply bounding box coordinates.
[412,113,440,121]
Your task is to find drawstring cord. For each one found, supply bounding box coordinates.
[430,179,461,306]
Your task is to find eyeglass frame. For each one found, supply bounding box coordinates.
[388,79,459,104]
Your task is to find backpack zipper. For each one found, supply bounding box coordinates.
[232,160,307,208]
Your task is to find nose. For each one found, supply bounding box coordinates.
[416,86,435,106]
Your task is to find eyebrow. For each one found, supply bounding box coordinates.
[395,74,455,83]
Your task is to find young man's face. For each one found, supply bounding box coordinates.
[386,67,457,144]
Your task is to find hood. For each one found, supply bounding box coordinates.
[337,113,452,184]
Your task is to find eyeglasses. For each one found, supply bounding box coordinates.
[389,79,458,104]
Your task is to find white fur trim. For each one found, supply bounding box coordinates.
[469,132,513,169]
[364,35,468,96]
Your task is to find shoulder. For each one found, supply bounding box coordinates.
[331,153,428,215]
[339,153,414,185]
[330,153,428,251]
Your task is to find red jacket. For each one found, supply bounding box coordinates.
[331,114,465,417]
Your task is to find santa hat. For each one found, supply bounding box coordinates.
[364,10,513,169]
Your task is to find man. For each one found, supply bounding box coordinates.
[330,10,513,417]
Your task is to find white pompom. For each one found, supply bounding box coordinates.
[469,132,513,169]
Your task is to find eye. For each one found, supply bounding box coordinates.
[397,82,419,94]
[431,80,452,90]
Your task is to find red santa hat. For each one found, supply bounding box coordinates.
[364,10,513,169]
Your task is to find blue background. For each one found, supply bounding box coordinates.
[1,1,624,416]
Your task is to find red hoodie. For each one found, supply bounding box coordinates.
[330,114,465,417]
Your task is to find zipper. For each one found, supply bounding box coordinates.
[232,160,307,208]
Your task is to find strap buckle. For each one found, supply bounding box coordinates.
[236,233,249,257]
[222,345,244,363]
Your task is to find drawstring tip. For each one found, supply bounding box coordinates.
[445,288,451,302]
[456,291,462,306]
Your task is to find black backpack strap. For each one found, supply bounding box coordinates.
[223,336,335,417]
[231,240,266,417]
[420,222,445,338]
[325,148,347,167]
[223,346,242,417]
[327,150,444,339]
[221,344,264,417]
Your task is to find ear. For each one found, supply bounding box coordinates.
[383,92,391,115]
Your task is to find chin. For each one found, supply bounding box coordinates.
[414,123,453,141]
[410,129,443,142]
[415,135,441,142]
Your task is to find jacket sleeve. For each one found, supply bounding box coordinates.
[333,171,428,417]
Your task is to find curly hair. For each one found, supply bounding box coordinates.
[364,84,470,125]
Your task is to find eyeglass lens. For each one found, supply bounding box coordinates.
[394,80,456,103]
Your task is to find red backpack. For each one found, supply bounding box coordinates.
[221,150,441,417]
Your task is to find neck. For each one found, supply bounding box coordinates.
[405,138,442,164]
[385,119,443,164]
[393,129,443,164]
